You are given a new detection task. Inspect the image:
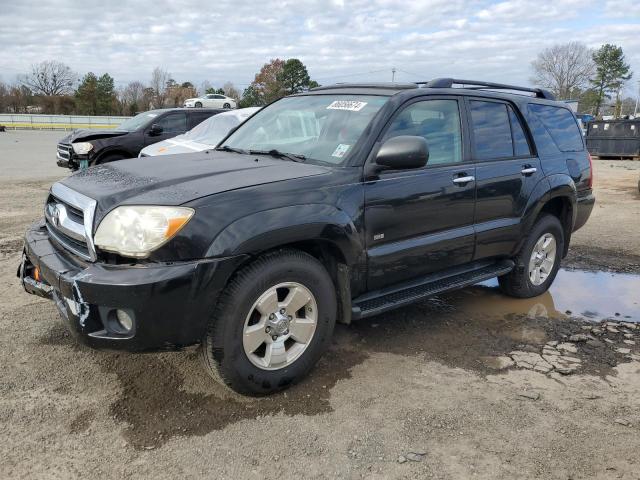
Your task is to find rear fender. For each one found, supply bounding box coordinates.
[516,174,577,255]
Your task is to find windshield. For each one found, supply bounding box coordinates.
[183,108,260,146]
[221,94,389,165]
[117,110,162,131]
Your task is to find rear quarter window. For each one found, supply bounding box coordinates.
[528,104,584,152]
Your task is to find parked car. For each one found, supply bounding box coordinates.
[139,108,260,157]
[184,94,237,109]
[56,108,224,170]
[20,78,594,395]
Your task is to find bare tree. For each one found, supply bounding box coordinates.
[150,67,170,107]
[222,81,241,101]
[199,80,212,96]
[531,42,595,100]
[119,81,146,115]
[19,60,77,96]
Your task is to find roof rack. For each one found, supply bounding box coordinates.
[418,78,555,100]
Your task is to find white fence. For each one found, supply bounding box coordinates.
[0,114,132,130]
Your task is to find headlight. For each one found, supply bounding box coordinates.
[94,206,194,258]
[72,142,93,155]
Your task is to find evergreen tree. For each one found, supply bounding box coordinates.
[590,44,632,116]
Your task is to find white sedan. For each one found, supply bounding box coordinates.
[184,94,237,109]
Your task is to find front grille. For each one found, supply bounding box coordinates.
[44,183,97,261]
[57,143,72,161]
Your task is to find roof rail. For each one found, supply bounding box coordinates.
[419,78,556,100]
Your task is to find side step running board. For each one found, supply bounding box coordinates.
[352,260,514,319]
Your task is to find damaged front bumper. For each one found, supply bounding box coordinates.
[19,219,247,351]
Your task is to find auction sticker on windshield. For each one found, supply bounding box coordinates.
[332,144,351,158]
[327,100,368,112]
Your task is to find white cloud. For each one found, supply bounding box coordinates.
[0,0,638,96]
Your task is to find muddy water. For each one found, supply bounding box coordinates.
[450,269,640,323]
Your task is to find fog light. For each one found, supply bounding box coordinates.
[115,309,133,332]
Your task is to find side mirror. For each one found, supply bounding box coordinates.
[375,135,429,169]
[149,123,163,136]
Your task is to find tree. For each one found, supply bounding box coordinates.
[166,80,197,107]
[150,67,170,108]
[75,72,99,114]
[251,59,286,105]
[277,58,312,95]
[20,60,76,96]
[238,85,262,108]
[120,81,146,115]
[530,42,594,100]
[96,73,116,115]
[223,82,241,101]
[590,44,632,116]
[0,81,8,113]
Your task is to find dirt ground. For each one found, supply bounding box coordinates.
[1,130,639,480]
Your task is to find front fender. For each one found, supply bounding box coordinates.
[205,204,363,265]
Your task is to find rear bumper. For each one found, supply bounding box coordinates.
[574,190,595,232]
[19,219,247,351]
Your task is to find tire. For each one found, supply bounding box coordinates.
[202,249,337,395]
[223,103,231,109]
[498,214,564,298]
[195,101,203,108]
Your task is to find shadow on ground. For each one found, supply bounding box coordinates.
[38,269,640,449]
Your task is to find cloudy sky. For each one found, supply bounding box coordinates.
[1,0,639,94]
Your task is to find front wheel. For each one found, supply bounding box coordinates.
[195,101,203,108]
[202,249,337,395]
[499,214,564,298]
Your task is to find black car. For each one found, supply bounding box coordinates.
[20,78,594,395]
[56,108,224,170]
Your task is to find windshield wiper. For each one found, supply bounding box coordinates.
[249,149,306,162]
[215,145,248,154]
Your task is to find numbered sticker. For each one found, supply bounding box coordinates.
[327,101,368,112]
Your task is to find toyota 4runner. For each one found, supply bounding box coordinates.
[20,78,594,395]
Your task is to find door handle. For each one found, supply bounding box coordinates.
[452,175,475,184]
[521,167,537,176]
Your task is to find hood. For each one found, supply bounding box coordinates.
[60,129,129,144]
[140,137,210,157]
[60,151,330,222]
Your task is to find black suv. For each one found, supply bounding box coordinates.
[56,108,224,170]
[21,78,594,395]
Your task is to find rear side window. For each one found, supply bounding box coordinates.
[158,113,187,133]
[528,104,583,152]
[508,107,531,156]
[469,100,513,160]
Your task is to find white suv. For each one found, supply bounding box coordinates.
[184,94,237,109]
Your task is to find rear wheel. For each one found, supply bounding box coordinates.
[223,102,231,109]
[201,249,337,395]
[499,214,564,298]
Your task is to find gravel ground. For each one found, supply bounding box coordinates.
[1,130,640,480]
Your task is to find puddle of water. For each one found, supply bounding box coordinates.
[453,269,640,323]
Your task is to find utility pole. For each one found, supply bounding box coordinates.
[391,67,396,82]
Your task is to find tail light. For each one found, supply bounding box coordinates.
[587,153,593,188]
